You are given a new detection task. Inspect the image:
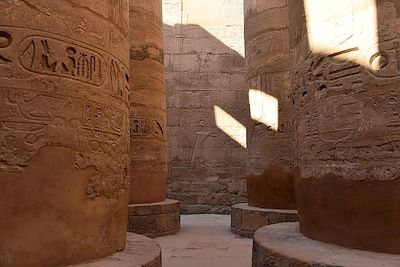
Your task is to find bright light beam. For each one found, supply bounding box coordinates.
[213,105,247,148]
[249,89,279,131]
[304,0,378,68]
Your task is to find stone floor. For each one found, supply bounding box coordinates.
[155,214,253,267]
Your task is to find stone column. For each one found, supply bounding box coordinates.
[231,0,298,238]
[128,0,180,238]
[245,1,295,204]
[290,0,400,254]
[244,0,296,209]
[129,0,167,204]
[0,1,130,266]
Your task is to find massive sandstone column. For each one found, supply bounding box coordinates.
[231,0,297,238]
[128,0,180,238]
[244,0,296,209]
[129,0,167,204]
[0,1,130,266]
[290,0,400,254]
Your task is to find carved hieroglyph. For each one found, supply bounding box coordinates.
[290,0,400,254]
[129,0,167,204]
[0,1,130,266]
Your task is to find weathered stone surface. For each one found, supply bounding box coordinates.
[231,203,298,238]
[252,223,400,267]
[128,199,181,238]
[129,0,167,204]
[71,233,162,267]
[163,0,248,213]
[247,166,296,209]
[290,0,400,254]
[244,0,296,212]
[0,1,129,266]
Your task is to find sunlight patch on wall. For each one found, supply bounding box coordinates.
[249,89,279,131]
[213,105,247,148]
[304,0,378,68]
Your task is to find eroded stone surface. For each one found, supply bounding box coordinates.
[253,223,400,267]
[128,199,181,238]
[231,203,298,237]
[289,0,400,254]
[0,1,129,266]
[129,0,167,204]
[246,166,296,209]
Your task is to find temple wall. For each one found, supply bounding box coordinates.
[163,0,248,213]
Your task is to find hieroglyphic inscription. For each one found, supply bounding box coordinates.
[294,42,400,178]
[0,31,12,63]
[130,117,167,172]
[0,26,129,103]
[318,96,362,142]
[86,172,128,200]
[294,47,363,100]
[0,26,129,198]
[110,59,130,101]
[367,39,400,77]
[77,99,129,199]
[0,87,129,198]
[130,118,166,139]
[19,36,106,86]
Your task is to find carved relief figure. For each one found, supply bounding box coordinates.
[190,120,220,167]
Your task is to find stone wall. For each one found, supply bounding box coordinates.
[163,0,248,213]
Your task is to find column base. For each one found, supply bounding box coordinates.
[70,233,161,267]
[128,199,181,238]
[231,203,298,237]
[253,222,400,267]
